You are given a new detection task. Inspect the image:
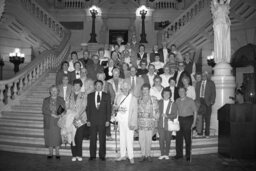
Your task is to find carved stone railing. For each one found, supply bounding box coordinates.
[20,0,65,39]
[153,0,178,9]
[0,31,71,108]
[162,0,209,41]
[0,0,5,20]
[63,0,85,8]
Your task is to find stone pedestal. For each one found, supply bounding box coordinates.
[211,62,236,135]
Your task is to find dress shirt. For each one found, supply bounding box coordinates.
[152,61,164,70]
[131,76,136,86]
[163,48,168,63]
[160,74,172,88]
[108,67,113,76]
[63,86,67,100]
[95,91,102,108]
[150,86,163,100]
[75,70,81,79]
[169,86,175,102]
[163,100,169,114]
[176,70,183,86]
[200,80,207,98]
[147,73,155,88]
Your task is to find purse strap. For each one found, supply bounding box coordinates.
[116,94,130,112]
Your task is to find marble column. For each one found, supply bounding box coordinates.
[211,62,235,135]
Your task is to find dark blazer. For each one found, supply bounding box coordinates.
[165,86,179,101]
[158,48,171,63]
[158,99,178,130]
[173,70,192,87]
[195,79,216,106]
[68,70,81,84]
[137,52,147,61]
[149,52,159,63]
[86,63,104,81]
[42,96,65,129]
[86,92,111,126]
[79,58,93,68]
[104,67,114,81]
[55,70,68,86]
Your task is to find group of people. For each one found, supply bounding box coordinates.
[42,37,216,164]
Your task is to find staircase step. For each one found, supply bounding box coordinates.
[11,106,42,111]
[0,141,217,157]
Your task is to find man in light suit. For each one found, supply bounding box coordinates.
[87,80,111,161]
[195,71,216,138]
[125,66,144,98]
[58,75,72,102]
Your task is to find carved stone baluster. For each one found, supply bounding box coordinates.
[12,81,18,99]
[35,66,39,79]
[7,83,13,103]
[19,78,23,95]
[32,68,37,82]
[23,75,28,90]
[0,84,4,106]
[28,72,33,86]
[39,63,43,75]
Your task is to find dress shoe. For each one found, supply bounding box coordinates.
[88,157,96,161]
[47,155,53,159]
[171,135,176,140]
[115,157,126,161]
[172,155,183,160]
[139,156,146,162]
[152,135,157,141]
[55,155,61,160]
[100,157,106,161]
[186,157,191,163]
[147,156,153,162]
[158,156,165,160]
[134,137,139,141]
[77,157,83,161]
[129,158,135,164]
[71,157,77,161]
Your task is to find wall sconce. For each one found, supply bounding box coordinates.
[207,51,216,67]
[9,48,25,74]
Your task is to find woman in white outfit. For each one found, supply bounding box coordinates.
[114,80,138,164]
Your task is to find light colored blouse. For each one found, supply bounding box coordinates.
[150,86,163,100]
[186,85,196,100]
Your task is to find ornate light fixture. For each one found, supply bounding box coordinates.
[88,6,99,43]
[207,51,216,67]
[9,48,25,74]
[139,5,148,43]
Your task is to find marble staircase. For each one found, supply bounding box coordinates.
[0,72,218,158]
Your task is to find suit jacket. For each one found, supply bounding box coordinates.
[125,76,144,98]
[142,73,156,88]
[149,52,159,63]
[86,92,111,125]
[158,99,178,130]
[66,91,87,124]
[195,79,216,106]
[68,70,81,84]
[55,69,68,86]
[79,58,93,68]
[58,84,72,102]
[102,81,115,104]
[158,48,171,63]
[174,70,192,87]
[137,52,148,61]
[104,67,114,81]
[42,96,65,129]
[165,86,179,101]
[86,63,104,81]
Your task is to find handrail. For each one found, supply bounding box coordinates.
[0,30,71,108]
[162,0,209,41]
[20,0,66,39]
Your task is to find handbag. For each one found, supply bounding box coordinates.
[57,105,65,115]
[167,102,180,132]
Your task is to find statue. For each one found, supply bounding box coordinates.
[211,0,231,63]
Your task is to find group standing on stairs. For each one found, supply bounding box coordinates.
[42,37,216,164]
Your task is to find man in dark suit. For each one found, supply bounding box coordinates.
[165,77,179,101]
[79,50,93,68]
[174,62,192,87]
[195,71,216,138]
[68,61,82,84]
[86,54,104,81]
[87,80,111,161]
[158,41,171,63]
[149,44,159,63]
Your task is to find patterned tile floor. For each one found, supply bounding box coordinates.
[0,151,255,171]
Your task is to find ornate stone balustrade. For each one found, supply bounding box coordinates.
[0,31,71,108]
[162,0,209,41]
[154,0,178,9]
[20,0,65,39]
[0,0,5,20]
[63,0,85,8]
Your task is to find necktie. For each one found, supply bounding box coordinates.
[131,77,135,90]
[200,81,206,98]
[97,92,101,103]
